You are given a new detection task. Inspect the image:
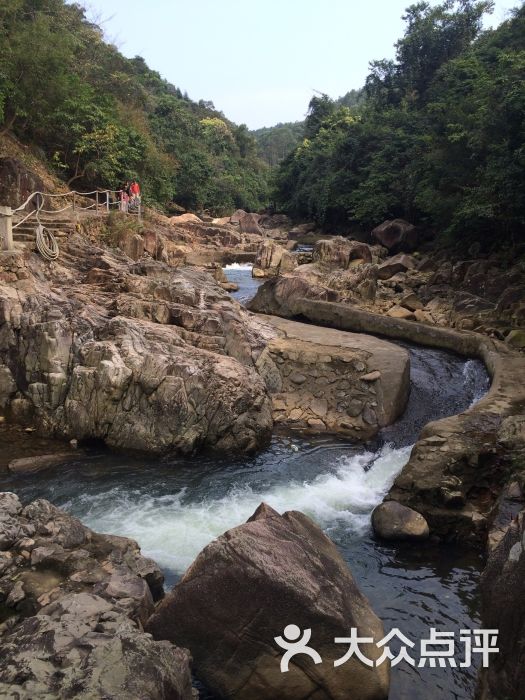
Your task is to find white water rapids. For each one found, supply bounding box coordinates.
[71,443,412,574]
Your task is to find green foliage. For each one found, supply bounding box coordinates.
[275,0,525,246]
[0,0,269,213]
[252,122,305,167]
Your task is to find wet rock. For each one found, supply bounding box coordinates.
[372,502,430,540]
[478,509,525,699]
[146,503,389,700]
[7,452,77,474]
[0,493,194,698]
[256,316,410,440]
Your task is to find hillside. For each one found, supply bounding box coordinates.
[0,0,269,214]
[274,1,525,251]
[252,122,305,166]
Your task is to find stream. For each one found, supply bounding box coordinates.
[0,264,490,700]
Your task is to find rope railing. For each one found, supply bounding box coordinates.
[2,187,142,260]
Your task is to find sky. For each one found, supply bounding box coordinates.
[78,0,520,130]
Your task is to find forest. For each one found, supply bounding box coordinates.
[274,1,525,247]
[0,0,269,214]
[1,0,523,247]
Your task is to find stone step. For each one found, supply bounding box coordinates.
[13,221,73,229]
[13,231,68,242]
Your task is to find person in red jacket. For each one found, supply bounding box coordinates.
[130,180,141,201]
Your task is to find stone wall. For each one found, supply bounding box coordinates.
[255,317,410,439]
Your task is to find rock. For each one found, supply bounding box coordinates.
[0,157,46,209]
[259,213,292,230]
[361,370,381,382]
[0,492,22,517]
[8,452,76,474]
[387,305,416,320]
[252,240,287,277]
[118,231,145,260]
[414,309,432,324]
[229,208,247,224]
[256,316,410,439]
[249,274,340,316]
[170,212,202,224]
[506,329,525,349]
[0,593,194,700]
[146,503,389,700]
[372,502,430,540]
[0,493,194,699]
[238,211,263,235]
[288,222,317,240]
[307,417,326,430]
[0,239,273,455]
[377,254,416,280]
[371,219,418,253]
[478,509,525,699]
[312,237,373,268]
[400,293,423,311]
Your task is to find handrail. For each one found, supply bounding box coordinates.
[13,188,123,213]
[11,187,141,230]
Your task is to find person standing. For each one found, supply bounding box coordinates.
[130,180,141,202]
[120,188,129,213]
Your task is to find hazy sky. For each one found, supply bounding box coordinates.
[79,0,520,129]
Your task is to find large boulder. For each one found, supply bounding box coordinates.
[0,157,45,209]
[0,241,273,455]
[146,503,390,700]
[238,211,263,235]
[288,222,317,240]
[372,501,429,541]
[313,237,373,268]
[478,509,525,699]
[376,254,416,280]
[253,240,287,277]
[371,219,417,253]
[0,492,194,699]
[252,240,297,278]
[257,316,410,440]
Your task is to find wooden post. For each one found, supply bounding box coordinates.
[106,191,110,212]
[72,193,76,211]
[0,206,14,251]
[96,191,99,213]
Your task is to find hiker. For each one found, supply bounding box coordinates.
[130,180,141,202]
[120,188,129,213]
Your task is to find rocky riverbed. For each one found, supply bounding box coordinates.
[1,208,524,699]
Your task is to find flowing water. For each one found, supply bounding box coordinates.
[0,267,490,700]
[223,262,264,304]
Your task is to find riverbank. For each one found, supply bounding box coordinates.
[248,294,525,545]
